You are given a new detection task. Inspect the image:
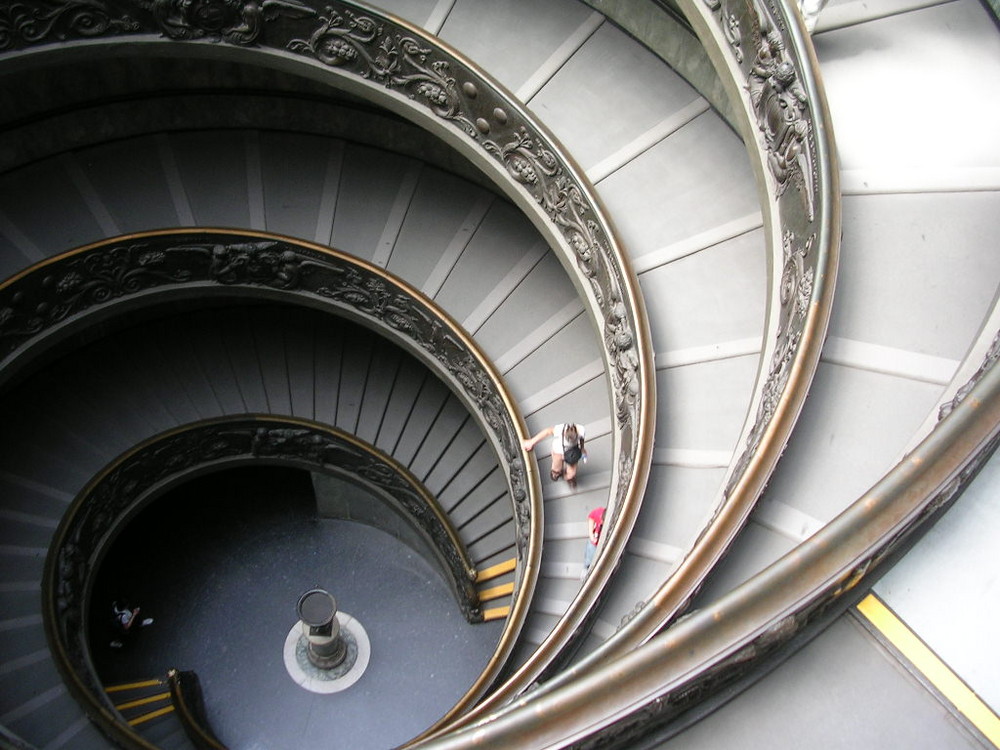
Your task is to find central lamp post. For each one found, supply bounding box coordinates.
[285,586,370,692]
[296,588,347,670]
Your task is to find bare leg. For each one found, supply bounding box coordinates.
[564,461,578,488]
[550,452,565,480]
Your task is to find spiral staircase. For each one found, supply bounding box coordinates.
[0,0,998,748]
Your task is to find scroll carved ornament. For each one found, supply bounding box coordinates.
[0,0,649,552]
[726,230,813,497]
[0,232,532,558]
[939,328,1000,422]
[703,0,744,63]
[0,0,315,49]
[747,12,816,221]
[692,0,832,510]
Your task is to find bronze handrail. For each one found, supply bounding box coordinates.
[168,669,228,750]
[1,0,657,715]
[26,231,542,745]
[553,0,842,669]
[6,0,840,743]
[415,310,1000,750]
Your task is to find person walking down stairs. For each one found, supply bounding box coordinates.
[521,422,587,489]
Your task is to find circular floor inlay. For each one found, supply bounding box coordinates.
[283,612,370,694]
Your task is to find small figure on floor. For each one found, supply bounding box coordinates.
[582,506,606,579]
[521,422,587,489]
[110,600,154,649]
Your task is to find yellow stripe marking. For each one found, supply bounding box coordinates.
[483,605,510,621]
[115,692,171,711]
[128,705,174,726]
[857,594,1000,746]
[476,558,516,582]
[106,679,164,693]
[479,582,515,602]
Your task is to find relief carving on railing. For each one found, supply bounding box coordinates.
[702,0,744,63]
[747,15,816,221]
[287,7,479,138]
[726,230,813,496]
[703,0,818,220]
[0,233,531,558]
[144,0,315,45]
[0,1,137,49]
[478,124,643,489]
[0,0,314,49]
[0,244,194,351]
[938,328,1000,422]
[696,0,830,501]
[0,0,648,532]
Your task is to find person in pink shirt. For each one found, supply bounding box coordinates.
[582,506,605,578]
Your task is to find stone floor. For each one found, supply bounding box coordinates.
[90,467,504,749]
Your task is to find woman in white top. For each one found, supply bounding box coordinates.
[521,422,587,488]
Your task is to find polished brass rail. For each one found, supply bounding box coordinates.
[417,311,1000,750]
[168,669,228,750]
[22,231,542,747]
[554,0,842,668]
[1,0,657,721]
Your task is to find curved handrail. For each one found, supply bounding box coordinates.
[43,415,521,749]
[554,0,841,669]
[2,0,839,741]
[17,230,542,737]
[167,669,228,750]
[0,0,657,713]
[416,303,1000,750]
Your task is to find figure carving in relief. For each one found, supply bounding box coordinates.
[747,12,815,219]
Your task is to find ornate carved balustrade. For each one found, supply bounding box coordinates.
[1,0,658,715]
[407,0,996,745]
[548,0,841,665]
[2,230,540,742]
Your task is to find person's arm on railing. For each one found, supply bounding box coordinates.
[520,427,554,452]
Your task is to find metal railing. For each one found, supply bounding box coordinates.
[559,0,841,665]
[1,0,658,718]
[168,669,228,750]
[415,319,1000,748]
[3,0,852,745]
[14,231,542,745]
